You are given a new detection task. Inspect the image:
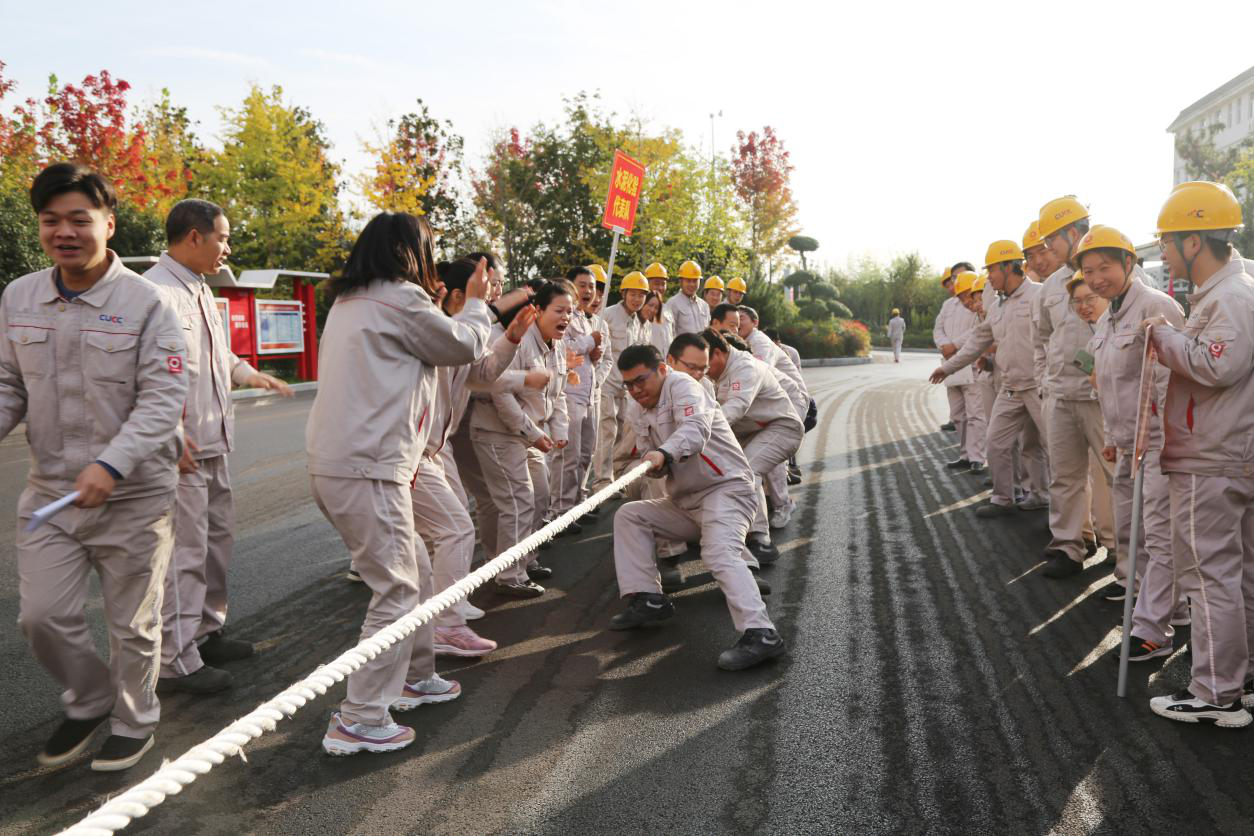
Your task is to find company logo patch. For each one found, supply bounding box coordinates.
[731,381,741,391]
[99,314,124,324]
[1209,341,1226,359]
[167,356,183,374]
[683,405,694,416]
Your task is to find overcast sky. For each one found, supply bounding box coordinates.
[3,0,1252,273]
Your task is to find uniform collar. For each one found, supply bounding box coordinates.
[1108,270,1146,321]
[159,251,208,292]
[1188,256,1247,304]
[525,322,552,355]
[47,249,125,308]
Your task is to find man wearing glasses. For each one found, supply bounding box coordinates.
[608,343,784,671]
[1032,196,1115,580]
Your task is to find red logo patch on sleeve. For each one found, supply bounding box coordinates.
[167,356,183,374]
[683,405,694,416]
[731,381,741,391]
[1209,342,1226,359]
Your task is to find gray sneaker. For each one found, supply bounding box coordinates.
[717,628,786,671]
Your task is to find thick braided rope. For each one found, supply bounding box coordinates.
[59,461,651,836]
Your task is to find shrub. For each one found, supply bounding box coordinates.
[825,299,853,318]
[798,300,831,320]
[779,318,871,359]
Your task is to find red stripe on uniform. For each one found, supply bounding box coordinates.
[1186,396,1194,432]
[699,453,723,476]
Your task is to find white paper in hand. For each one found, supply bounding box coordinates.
[24,491,81,532]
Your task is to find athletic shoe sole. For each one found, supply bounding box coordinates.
[1150,700,1252,728]
[36,722,107,768]
[322,733,414,756]
[1128,644,1174,662]
[90,735,155,772]
[433,643,494,658]
[391,682,462,712]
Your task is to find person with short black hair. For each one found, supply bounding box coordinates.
[609,344,785,671]
[4,162,188,771]
[710,302,740,333]
[591,272,649,492]
[143,199,293,698]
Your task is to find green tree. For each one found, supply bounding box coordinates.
[0,183,46,288]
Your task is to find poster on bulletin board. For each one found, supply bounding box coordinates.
[255,299,304,355]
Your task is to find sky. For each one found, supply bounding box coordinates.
[3,0,1253,274]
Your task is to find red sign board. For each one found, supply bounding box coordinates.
[601,150,645,234]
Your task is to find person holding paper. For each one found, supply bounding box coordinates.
[143,200,293,696]
[0,163,188,772]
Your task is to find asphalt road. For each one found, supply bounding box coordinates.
[2,352,1252,835]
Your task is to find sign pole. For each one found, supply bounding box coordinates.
[605,226,624,291]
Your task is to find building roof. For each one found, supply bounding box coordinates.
[1167,63,1254,134]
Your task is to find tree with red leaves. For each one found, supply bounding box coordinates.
[471,127,542,280]
[729,126,800,282]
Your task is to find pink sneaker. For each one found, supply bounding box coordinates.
[391,674,461,712]
[321,712,415,756]
[434,626,497,657]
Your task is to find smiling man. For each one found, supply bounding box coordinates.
[143,199,292,697]
[0,163,187,772]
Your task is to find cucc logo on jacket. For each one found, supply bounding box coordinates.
[98,314,124,324]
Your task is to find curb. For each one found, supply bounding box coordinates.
[798,357,873,368]
[232,381,318,402]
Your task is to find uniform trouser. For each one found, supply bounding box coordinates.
[472,430,550,584]
[765,463,791,511]
[17,488,174,739]
[162,454,234,677]
[1168,472,1254,706]
[955,384,986,464]
[1044,398,1114,562]
[613,483,774,632]
[552,398,595,514]
[1117,448,1185,644]
[592,384,626,489]
[310,475,433,726]
[741,421,804,539]
[577,395,600,501]
[891,338,903,362]
[641,476,689,558]
[450,421,499,565]
[411,455,474,629]
[977,376,996,427]
[987,388,1049,507]
[946,385,967,447]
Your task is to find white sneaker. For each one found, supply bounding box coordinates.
[460,601,486,621]
[391,674,462,712]
[1150,690,1252,728]
[321,712,415,755]
[769,501,794,530]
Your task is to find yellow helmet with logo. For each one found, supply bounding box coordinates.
[1074,224,1137,262]
[973,272,988,293]
[1156,181,1244,235]
[727,277,748,293]
[620,271,649,292]
[677,260,703,280]
[586,264,607,284]
[644,262,669,280]
[703,275,725,291]
[1022,220,1045,251]
[984,240,1025,268]
[953,271,978,296]
[1066,272,1087,294]
[939,266,953,285]
[1038,196,1089,239]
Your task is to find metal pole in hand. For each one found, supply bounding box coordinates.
[1116,458,1146,697]
[605,226,623,292]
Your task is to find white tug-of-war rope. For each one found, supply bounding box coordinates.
[59,461,652,836]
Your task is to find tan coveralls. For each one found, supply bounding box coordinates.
[306,282,490,726]
[592,302,643,489]
[664,291,711,337]
[614,371,774,632]
[945,302,988,465]
[2,253,186,738]
[934,295,967,432]
[552,308,609,514]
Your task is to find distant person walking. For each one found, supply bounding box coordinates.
[887,309,906,362]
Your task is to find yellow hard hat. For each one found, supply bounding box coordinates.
[677,260,703,280]
[939,266,953,285]
[1022,220,1045,251]
[620,271,649,292]
[973,272,988,293]
[1066,272,1087,294]
[727,277,748,293]
[953,271,978,295]
[1074,224,1137,263]
[1038,195,1089,239]
[586,264,607,284]
[703,275,725,291]
[891,307,900,316]
[1156,181,1244,235]
[644,262,669,280]
[984,240,1025,268]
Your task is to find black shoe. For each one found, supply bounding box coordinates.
[526,563,553,580]
[659,564,683,593]
[1099,584,1126,603]
[1126,636,1173,662]
[495,580,545,598]
[559,523,583,537]
[577,512,599,525]
[940,422,956,432]
[90,734,155,772]
[609,593,675,630]
[610,490,625,501]
[717,628,786,671]
[158,665,233,695]
[1042,551,1083,579]
[966,462,986,475]
[945,458,972,470]
[199,631,254,664]
[345,568,363,583]
[746,538,780,566]
[983,477,994,487]
[37,714,109,767]
[974,502,1015,519]
[1085,539,1100,558]
[786,471,802,486]
[754,575,772,596]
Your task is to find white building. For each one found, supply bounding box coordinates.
[1167,64,1254,186]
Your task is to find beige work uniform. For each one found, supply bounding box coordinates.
[413,332,519,628]
[552,308,605,514]
[664,291,711,337]
[2,254,186,738]
[145,254,260,677]
[1035,265,1115,562]
[1091,274,1187,642]
[647,313,675,358]
[615,372,774,632]
[945,303,988,465]
[1153,258,1254,705]
[306,282,491,726]
[943,278,1048,507]
[592,302,644,489]
[888,316,906,361]
[934,296,967,430]
[714,350,804,539]
[471,323,568,585]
